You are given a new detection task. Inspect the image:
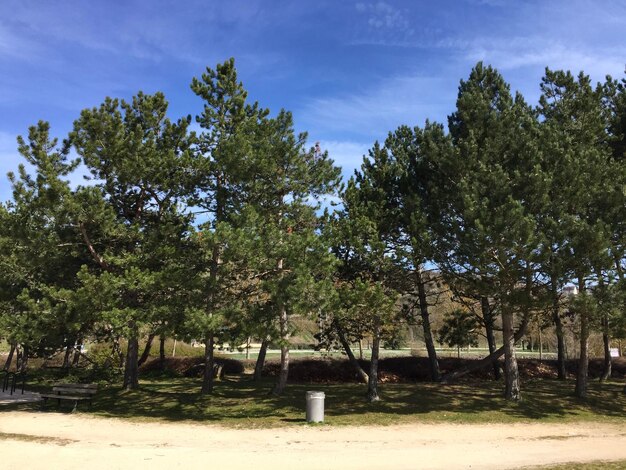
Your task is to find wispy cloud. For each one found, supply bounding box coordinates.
[454,37,626,81]
[352,2,416,46]
[300,73,456,140]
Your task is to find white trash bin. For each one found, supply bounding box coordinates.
[306,391,325,423]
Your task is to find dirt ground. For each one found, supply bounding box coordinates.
[1,412,626,469]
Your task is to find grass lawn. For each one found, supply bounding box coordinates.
[12,374,626,428]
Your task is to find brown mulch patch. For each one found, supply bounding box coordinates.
[139,354,626,384]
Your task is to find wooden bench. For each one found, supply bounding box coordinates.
[40,383,98,411]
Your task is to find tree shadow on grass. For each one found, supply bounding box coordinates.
[8,375,626,426]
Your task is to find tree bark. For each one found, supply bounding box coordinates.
[3,342,15,371]
[600,322,612,382]
[481,296,500,380]
[62,344,73,369]
[72,341,82,366]
[575,275,589,399]
[15,345,22,372]
[441,311,530,383]
[123,335,140,390]
[416,267,440,381]
[554,312,567,380]
[367,326,381,402]
[335,321,369,383]
[138,333,156,367]
[502,309,521,401]
[18,345,29,373]
[253,338,269,381]
[159,335,166,370]
[272,305,290,395]
[202,334,215,394]
[549,269,567,380]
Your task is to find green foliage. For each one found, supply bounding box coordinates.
[437,309,480,350]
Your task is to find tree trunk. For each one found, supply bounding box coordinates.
[72,341,82,366]
[600,323,612,382]
[481,296,500,380]
[551,277,567,380]
[599,267,611,382]
[272,305,290,395]
[502,309,521,401]
[416,267,440,381]
[335,321,369,383]
[159,335,166,370]
[15,345,22,372]
[138,333,155,367]
[575,275,589,399]
[367,327,381,402]
[202,334,215,394]
[3,342,16,371]
[17,345,29,373]
[253,338,269,381]
[441,310,530,383]
[123,335,140,390]
[538,327,543,362]
[62,344,73,369]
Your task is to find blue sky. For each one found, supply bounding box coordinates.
[1,0,625,201]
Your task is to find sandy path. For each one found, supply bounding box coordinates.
[1,412,625,469]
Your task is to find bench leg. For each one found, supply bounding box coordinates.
[72,401,78,413]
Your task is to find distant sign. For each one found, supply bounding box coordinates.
[610,348,620,358]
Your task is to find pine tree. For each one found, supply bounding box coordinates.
[538,69,613,398]
[71,92,193,390]
[441,63,542,400]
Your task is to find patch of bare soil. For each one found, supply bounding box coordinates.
[1,412,626,470]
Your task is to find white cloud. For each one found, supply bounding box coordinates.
[300,73,456,140]
[460,37,625,81]
[322,140,371,178]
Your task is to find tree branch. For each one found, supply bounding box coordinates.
[79,222,112,272]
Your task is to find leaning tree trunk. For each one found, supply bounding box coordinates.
[441,310,530,383]
[502,309,521,401]
[335,322,369,383]
[575,275,589,399]
[201,334,215,394]
[123,333,140,391]
[138,333,156,367]
[367,326,381,402]
[481,296,500,380]
[416,267,440,381]
[253,338,269,381]
[3,342,16,371]
[272,305,290,396]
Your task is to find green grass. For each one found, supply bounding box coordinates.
[0,431,75,446]
[11,375,626,428]
[527,460,626,469]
